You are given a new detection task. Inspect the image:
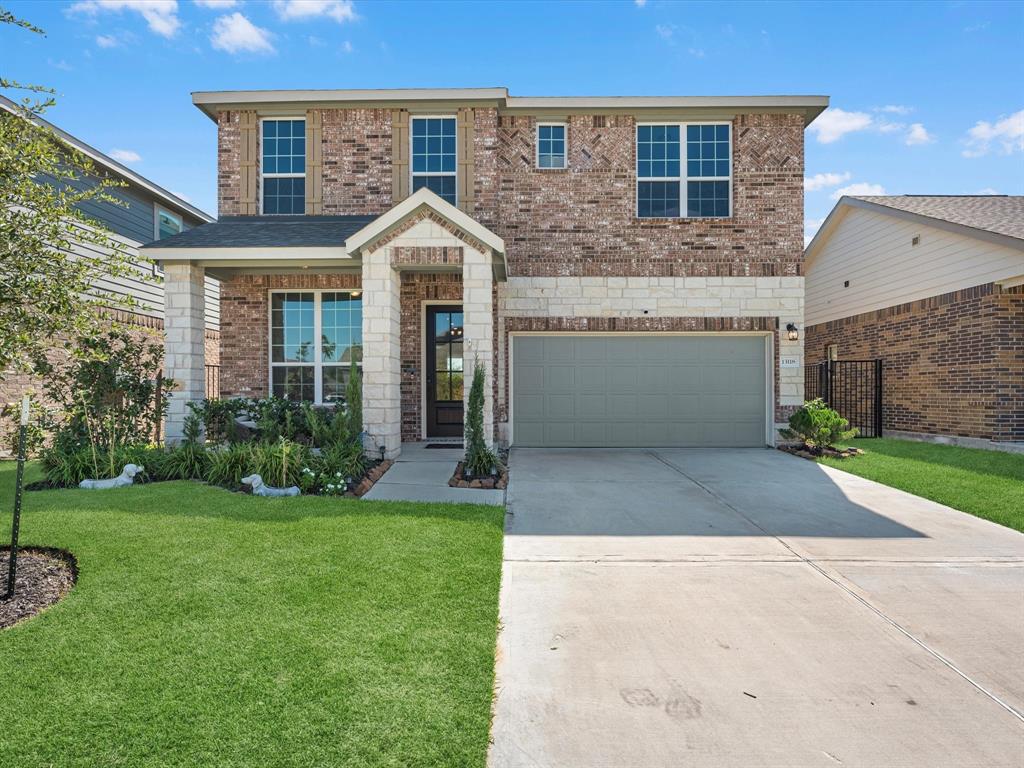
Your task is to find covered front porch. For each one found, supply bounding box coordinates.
[144,189,506,458]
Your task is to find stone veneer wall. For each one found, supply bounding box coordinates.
[805,283,1024,442]
[400,273,463,442]
[218,273,361,398]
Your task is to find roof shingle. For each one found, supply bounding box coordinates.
[141,215,376,250]
[851,195,1024,242]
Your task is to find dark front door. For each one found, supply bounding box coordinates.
[426,306,464,437]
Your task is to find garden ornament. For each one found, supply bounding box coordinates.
[241,474,300,497]
[79,463,144,490]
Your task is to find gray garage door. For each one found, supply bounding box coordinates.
[512,335,768,447]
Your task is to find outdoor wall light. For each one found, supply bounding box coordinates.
[786,323,799,341]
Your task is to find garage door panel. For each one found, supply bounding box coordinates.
[512,335,767,448]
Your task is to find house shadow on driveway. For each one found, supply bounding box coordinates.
[505,447,926,541]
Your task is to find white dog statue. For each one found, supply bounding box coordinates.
[241,474,300,497]
[79,463,144,490]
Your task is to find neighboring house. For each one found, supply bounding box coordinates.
[805,195,1024,447]
[0,96,219,448]
[144,88,828,454]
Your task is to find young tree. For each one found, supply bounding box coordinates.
[0,9,144,377]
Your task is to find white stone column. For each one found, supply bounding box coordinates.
[361,246,402,458]
[463,247,494,446]
[163,262,206,444]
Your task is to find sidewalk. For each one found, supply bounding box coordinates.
[361,442,505,505]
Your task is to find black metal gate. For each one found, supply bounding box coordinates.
[804,360,883,437]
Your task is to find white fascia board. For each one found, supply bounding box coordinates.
[145,246,351,261]
[344,187,505,256]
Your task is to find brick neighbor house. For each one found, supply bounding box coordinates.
[143,88,828,455]
[805,195,1024,448]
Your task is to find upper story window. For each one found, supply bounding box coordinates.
[261,118,305,215]
[155,207,182,240]
[536,123,567,169]
[411,116,456,205]
[636,122,731,219]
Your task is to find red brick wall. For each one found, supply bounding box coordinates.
[399,273,463,441]
[805,283,1024,441]
[214,108,804,278]
[219,273,361,398]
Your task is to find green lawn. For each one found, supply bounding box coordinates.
[818,438,1024,533]
[0,462,504,767]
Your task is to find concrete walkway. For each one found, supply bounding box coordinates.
[490,448,1024,767]
[361,442,504,505]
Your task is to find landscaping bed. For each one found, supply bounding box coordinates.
[449,460,508,490]
[0,461,504,766]
[0,547,77,630]
[779,444,863,461]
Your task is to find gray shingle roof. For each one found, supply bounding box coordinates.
[141,215,376,250]
[852,196,1024,243]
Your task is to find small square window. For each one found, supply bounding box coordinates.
[537,123,567,169]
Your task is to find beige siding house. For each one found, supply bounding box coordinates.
[805,195,1024,447]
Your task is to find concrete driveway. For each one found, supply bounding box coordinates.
[490,448,1024,768]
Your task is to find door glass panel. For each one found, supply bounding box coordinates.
[436,374,452,401]
[435,343,450,372]
[450,341,464,372]
[450,372,464,400]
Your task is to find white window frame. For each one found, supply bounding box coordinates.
[635,121,733,220]
[259,116,306,216]
[410,114,457,205]
[267,289,362,405]
[535,121,568,169]
[152,205,183,274]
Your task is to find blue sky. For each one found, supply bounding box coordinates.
[2,0,1022,242]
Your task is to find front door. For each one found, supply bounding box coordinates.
[426,306,464,437]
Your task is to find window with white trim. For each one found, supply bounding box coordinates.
[411,116,456,204]
[637,123,731,218]
[261,118,306,215]
[270,290,362,403]
[536,123,567,169]
[155,207,182,240]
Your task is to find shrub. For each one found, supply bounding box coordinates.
[344,357,362,442]
[301,403,349,449]
[252,397,308,443]
[464,362,497,478]
[156,443,210,481]
[780,398,858,451]
[248,438,311,489]
[187,398,248,444]
[207,443,257,488]
[42,442,153,487]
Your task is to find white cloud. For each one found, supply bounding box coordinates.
[976,187,1000,195]
[877,120,903,134]
[70,0,181,38]
[688,47,705,58]
[831,182,886,200]
[48,58,74,71]
[809,108,873,144]
[655,23,674,40]
[905,123,934,146]
[342,40,353,53]
[195,0,238,7]
[210,12,275,54]
[962,109,1024,157]
[273,0,356,23]
[874,104,912,115]
[804,171,851,192]
[108,148,141,163]
[635,0,647,6]
[95,33,119,47]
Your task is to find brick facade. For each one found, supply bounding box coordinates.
[219,273,361,398]
[210,103,808,446]
[805,283,1024,442]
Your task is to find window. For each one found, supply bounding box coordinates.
[636,123,731,218]
[262,118,306,215]
[411,116,456,205]
[270,291,362,403]
[536,123,567,169]
[155,207,182,240]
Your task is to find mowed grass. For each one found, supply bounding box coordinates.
[818,438,1024,533]
[0,462,504,767]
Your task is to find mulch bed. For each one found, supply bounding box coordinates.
[0,547,78,630]
[779,444,864,461]
[449,461,508,490]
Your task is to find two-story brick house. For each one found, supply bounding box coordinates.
[144,88,827,455]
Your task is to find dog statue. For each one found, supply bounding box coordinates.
[79,463,144,490]
[241,474,300,497]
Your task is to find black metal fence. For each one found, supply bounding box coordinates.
[804,359,883,437]
[205,364,221,399]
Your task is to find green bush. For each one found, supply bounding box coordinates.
[780,398,858,451]
[206,443,257,488]
[345,357,362,441]
[42,443,153,487]
[187,398,248,444]
[300,403,349,449]
[464,362,497,478]
[156,443,210,481]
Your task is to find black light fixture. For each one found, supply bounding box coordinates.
[786,323,799,341]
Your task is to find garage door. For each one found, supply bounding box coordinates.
[512,335,768,447]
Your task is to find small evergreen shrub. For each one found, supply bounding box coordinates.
[344,357,362,443]
[464,362,497,478]
[779,398,858,451]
